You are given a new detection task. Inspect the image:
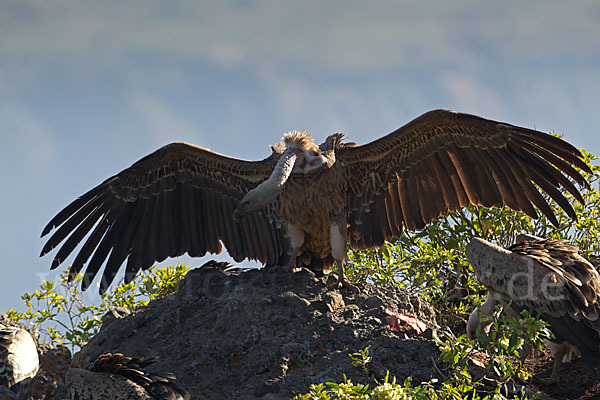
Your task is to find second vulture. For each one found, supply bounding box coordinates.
[40,109,591,292]
[467,235,600,383]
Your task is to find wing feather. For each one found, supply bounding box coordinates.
[103,206,138,290]
[41,185,106,237]
[427,153,456,212]
[41,142,286,293]
[518,139,588,198]
[467,149,504,208]
[253,213,270,263]
[68,216,110,281]
[413,162,438,225]
[374,194,389,245]
[382,184,401,236]
[386,181,403,232]
[516,155,577,220]
[177,183,192,256]
[121,201,147,284]
[480,150,520,210]
[489,147,538,217]
[82,218,122,291]
[48,205,105,271]
[435,150,470,209]
[447,144,484,205]
[151,191,168,263]
[400,169,424,230]
[189,189,207,258]
[340,110,589,246]
[138,195,158,271]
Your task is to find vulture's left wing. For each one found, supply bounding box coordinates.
[337,109,591,248]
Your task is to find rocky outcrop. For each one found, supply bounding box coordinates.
[71,266,439,400]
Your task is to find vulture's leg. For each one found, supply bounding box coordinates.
[328,223,358,291]
[542,343,566,385]
[466,293,498,340]
[283,223,305,272]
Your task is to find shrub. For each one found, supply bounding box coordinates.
[4,263,189,350]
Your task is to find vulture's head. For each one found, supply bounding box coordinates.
[233,131,328,220]
[466,293,497,340]
[282,131,329,174]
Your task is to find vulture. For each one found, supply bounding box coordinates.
[466,235,600,384]
[0,324,39,389]
[40,109,592,293]
[66,353,190,400]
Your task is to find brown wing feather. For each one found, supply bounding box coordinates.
[468,237,600,373]
[341,109,590,248]
[41,142,286,293]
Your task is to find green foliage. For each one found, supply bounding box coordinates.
[293,337,543,399]
[349,346,372,377]
[4,263,189,350]
[468,306,551,382]
[438,307,550,397]
[139,264,191,301]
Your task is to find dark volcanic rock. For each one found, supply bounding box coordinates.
[21,343,70,400]
[73,266,440,400]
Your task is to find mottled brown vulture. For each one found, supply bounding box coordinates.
[40,109,591,292]
[467,235,600,384]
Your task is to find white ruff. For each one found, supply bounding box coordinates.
[286,223,305,250]
[329,224,346,261]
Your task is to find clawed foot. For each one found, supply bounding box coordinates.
[327,274,360,292]
[280,263,302,273]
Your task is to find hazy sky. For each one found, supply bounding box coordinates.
[2,1,599,311]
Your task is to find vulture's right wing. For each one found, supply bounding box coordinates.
[40,142,285,293]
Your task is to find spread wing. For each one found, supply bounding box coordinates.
[40,142,285,293]
[338,109,591,248]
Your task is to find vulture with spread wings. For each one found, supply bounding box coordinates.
[41,109,591,292]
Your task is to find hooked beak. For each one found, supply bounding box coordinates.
[232,206,244,222]
[232,147,301,221]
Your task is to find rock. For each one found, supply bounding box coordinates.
[72,265,439,400]
[0,385,16,400]
[21,343,70,400]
